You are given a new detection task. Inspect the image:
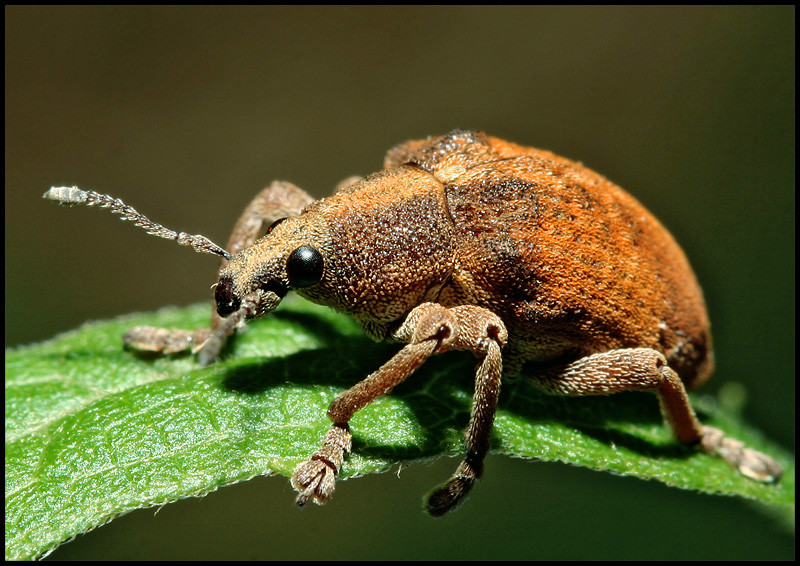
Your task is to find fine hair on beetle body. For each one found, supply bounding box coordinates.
[45,129,781,517]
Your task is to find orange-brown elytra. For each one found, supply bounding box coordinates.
[45,129,781,516]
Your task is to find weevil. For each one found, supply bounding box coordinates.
[45,129,781,516]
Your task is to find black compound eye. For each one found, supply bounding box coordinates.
[286,245,324,288]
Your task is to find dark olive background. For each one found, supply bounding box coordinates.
[6,6,793,560]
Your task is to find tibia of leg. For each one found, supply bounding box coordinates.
[291,423,352,507]
[698,426,782,483]
[123,326,211,355]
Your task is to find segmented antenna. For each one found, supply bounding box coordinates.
[44,186,232,260]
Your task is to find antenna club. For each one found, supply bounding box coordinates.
[43,186,88,204]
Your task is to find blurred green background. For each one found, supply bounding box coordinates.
[6,6,793,559]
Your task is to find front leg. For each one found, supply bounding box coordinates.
[291,303,508,516]
[124,181,315,363]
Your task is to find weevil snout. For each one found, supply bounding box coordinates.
[214,273,288,320]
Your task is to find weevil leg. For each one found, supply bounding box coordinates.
[290,303,508,515]
[529,348,782,482]
[221,180,316,259]
[124,181,315,362]
[424,305,507,516]
[291,334,439,509]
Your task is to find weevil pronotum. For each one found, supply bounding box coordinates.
[45,129,781,516]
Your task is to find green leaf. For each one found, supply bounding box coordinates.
[5,298,794,560]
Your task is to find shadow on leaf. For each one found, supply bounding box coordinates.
[215,329,689,470]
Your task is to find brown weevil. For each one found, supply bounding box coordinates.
[44,129,781,516]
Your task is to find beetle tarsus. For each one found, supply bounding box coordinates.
[124,326,211,355]
[292,459,337,507]
[699,426,782,483]
[426,462,478,517]
[291,423,351,506]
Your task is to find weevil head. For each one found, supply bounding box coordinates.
[215,167,456,337]
[215,212,332,320]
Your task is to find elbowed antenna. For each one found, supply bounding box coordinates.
[44,186,232,260]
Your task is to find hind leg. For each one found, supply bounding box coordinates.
[531,348,781,482]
